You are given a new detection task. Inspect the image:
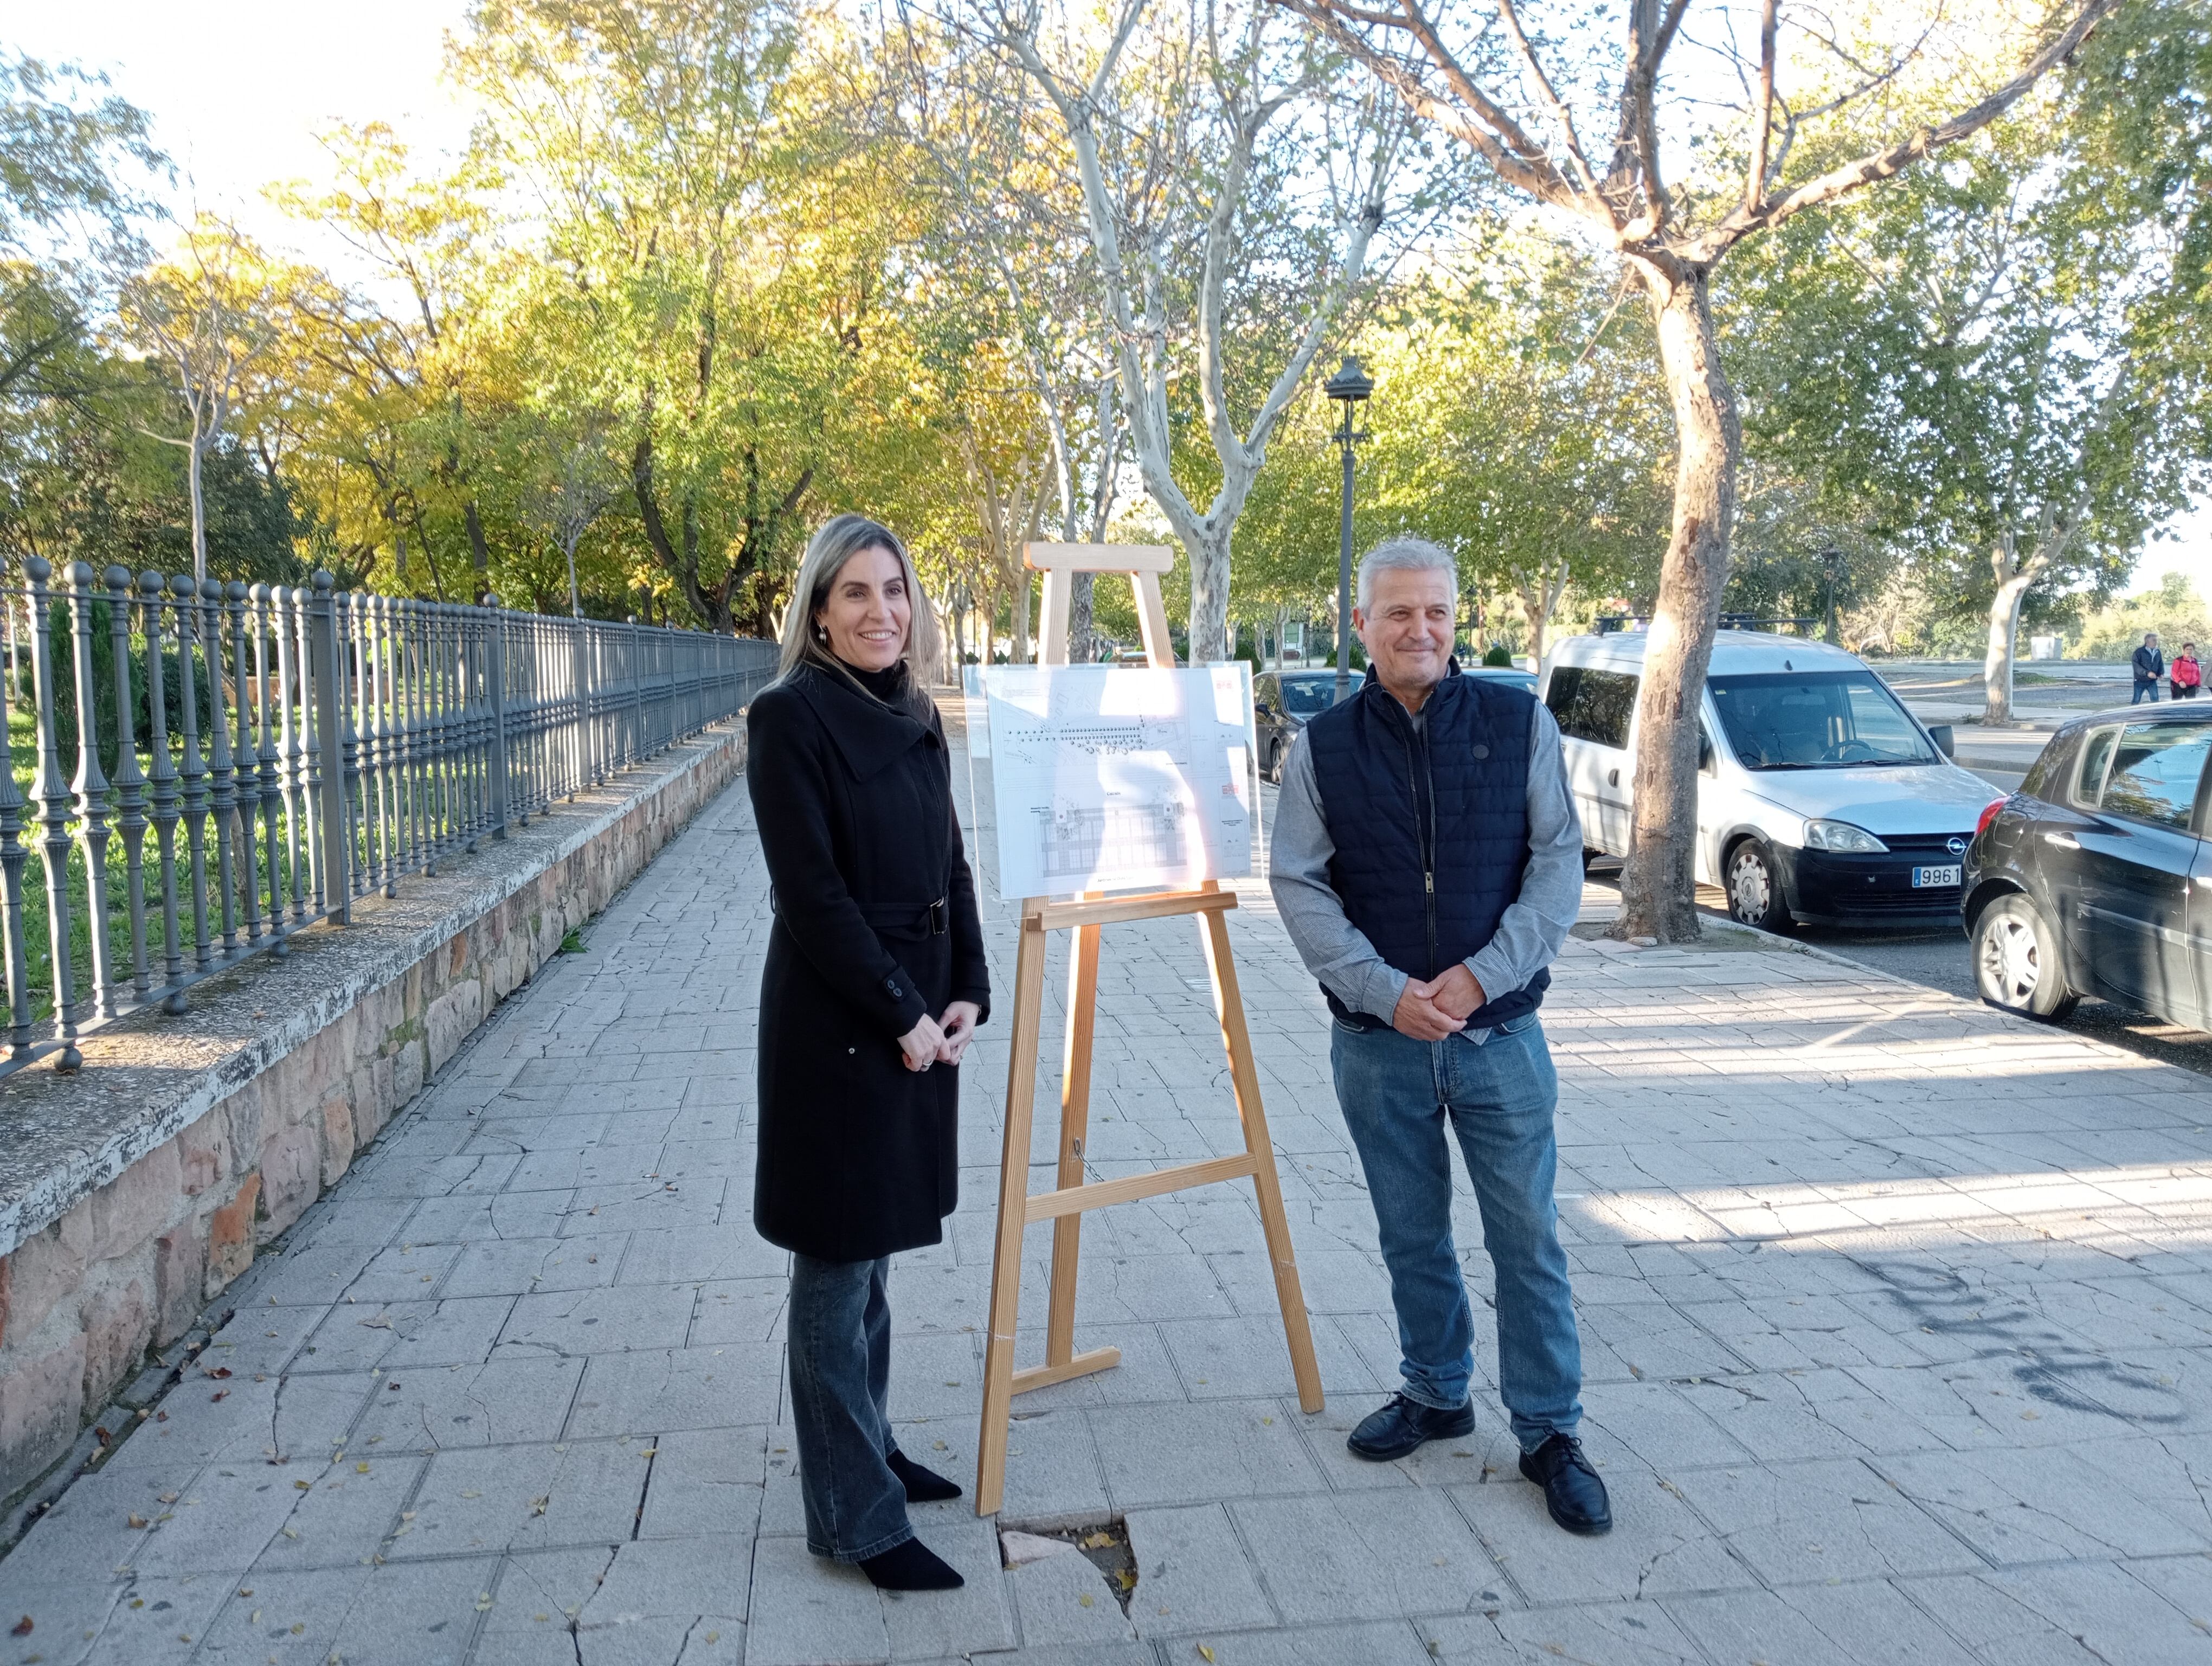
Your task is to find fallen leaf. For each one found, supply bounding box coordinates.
[475,1594,494,1612]
[210,1391,227,1402]
[9,1616,28,1637]
[294,1481,312,1492]
[250,1610,261,1624]
[460,1490,481,1500]
[157,1492,179,1504]
[207,1367,233,1380]
[94,1427,111,1446]
[1077,1593,1093,1609]
[1199,1648,1216,1664]
[530,1495,550,1516]
[292,1622,306,1634]
[125,1515,147,1530]
[704,1632,719,1644]
[356,1463,370,1474]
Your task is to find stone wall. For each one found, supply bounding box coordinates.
[0,724,747,1505]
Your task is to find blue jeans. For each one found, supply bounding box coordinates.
[2134,680,2160,704]
[788,1253,911,1560]
[1329,1014,1583,1452]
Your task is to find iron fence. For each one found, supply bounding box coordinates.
[0,560,779,1077]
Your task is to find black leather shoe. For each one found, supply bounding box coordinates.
[1346,1393,1477,1460]
[1518,1433,1611,1535]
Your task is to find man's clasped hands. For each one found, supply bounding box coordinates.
[1390,964,1489,1041]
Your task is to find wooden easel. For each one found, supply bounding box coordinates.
[973,541,1324,1517]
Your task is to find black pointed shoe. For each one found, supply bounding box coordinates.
[1518,1433,1611,1535]
[1346,1393,1477,1461]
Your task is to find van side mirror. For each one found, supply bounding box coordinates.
[1928,723,1955,759]
[1698,731,1714,773]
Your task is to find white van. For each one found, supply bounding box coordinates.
[1541,630,2004,930]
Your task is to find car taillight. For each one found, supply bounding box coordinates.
[1975,798,2006,837]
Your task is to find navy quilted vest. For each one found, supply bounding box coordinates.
[1306,668,1548,1031]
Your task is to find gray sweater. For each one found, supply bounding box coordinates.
[1268,694,1583,1041]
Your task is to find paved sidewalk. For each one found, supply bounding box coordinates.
[4,722,2212,1666]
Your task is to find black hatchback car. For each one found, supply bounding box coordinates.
[1964,704,2212,1024]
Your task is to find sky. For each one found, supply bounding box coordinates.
[12,0,2212,611]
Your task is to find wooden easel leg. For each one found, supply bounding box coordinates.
[1047,918,1102,1368]
[976,916,1050,1516]
[1199,907,1326,1413]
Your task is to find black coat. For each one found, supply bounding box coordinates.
[747,663,990,1263]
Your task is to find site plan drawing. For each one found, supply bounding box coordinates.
[969,664,1256,899]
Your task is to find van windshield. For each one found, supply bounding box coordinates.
[1707,670,1939,770]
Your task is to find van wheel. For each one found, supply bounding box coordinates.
[1725,839,1792,932]
[1972,894,2079,1021]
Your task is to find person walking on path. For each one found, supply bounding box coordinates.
[1268,537,1609,1537]
[2136,632,2166,703]
[745,514,991,1592]
[2173,641,2201,700]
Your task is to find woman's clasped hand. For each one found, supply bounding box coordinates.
[896,1000,981,1071]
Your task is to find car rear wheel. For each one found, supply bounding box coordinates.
[1725,839,1792,932]
[1972,893,2079,1021]
[1266,741,1284,784]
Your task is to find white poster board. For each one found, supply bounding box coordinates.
[971,664,1256,899]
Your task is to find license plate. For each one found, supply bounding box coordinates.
[1912,864,1961,888]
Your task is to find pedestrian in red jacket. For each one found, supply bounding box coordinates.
[2175,643,2202,700]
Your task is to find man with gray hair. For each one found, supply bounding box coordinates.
[1269,536,1606,1536]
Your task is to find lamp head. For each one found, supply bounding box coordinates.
[1323,356,1374,404]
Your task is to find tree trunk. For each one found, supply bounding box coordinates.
[1517,559,1570,668]
[1617,265,1741,944]
[466,501,491,578]
[1070,571,1095,662]
[188,428,209,582]
[1011,567,1033,663]
[1188,528,1231,666]
[1983,542,2035,726]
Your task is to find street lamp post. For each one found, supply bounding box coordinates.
[1324,356,1373,706]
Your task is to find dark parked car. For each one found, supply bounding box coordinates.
[1964,703,2212,1024]
[1254,671,1342,781]
[1252,664,1536,781]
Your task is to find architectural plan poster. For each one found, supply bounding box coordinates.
[967,665,1256,900]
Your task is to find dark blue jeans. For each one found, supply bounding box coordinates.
[788,1253,911,1561]
[2134,680,2161,704]
[1329,1013,1583,1452]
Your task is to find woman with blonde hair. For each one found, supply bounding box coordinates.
[745,513,988,1590]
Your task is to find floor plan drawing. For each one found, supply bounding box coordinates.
[967,664,1255,899]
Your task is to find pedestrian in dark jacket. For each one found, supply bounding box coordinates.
[746,513,989,1592]
[2135,633,2165,703]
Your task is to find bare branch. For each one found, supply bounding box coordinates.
[1744,0,1778,212]
[1268,0,1574,207]
[1491,0,1602,197]
[1720,0,2121,247]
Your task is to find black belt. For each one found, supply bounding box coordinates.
[770,889,948,935]
[853,896,949,935]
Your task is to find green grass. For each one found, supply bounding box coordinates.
[558,927,586,954]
